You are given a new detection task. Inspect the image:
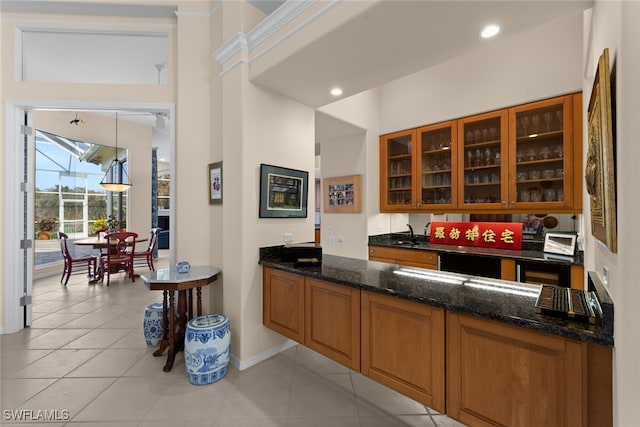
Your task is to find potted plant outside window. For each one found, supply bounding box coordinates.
[36,216,59,240]
[92,218,108,236]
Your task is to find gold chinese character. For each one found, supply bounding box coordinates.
[434,226,446,239]
[482,229,496,243]
[449,227,461,240]
[501,228,515,244]
[465,227,479,241]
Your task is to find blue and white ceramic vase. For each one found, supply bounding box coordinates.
[184,314,231,385]
[143,302,164,346]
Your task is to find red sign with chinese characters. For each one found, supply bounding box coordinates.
[428,221,523,250]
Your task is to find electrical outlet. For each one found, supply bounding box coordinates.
[283,233,293,243]
[336,236,345,245]
[377,225,383,232]
[603,266,609,286]
[326,236,335,245]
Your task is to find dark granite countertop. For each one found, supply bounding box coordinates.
[369,233,584,266]
[259,245,612,347]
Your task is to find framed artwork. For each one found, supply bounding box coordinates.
[586,48,617,253]
[208,161,223,204]
[259,163,308,218]
[323,174,362,213]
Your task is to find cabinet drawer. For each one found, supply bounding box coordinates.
[369,246,437,268]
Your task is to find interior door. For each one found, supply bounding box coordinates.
[3,105,34,332]
[21,109,35,327]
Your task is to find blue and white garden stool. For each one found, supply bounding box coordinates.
[184,314,231,385]
[143,302,164,347]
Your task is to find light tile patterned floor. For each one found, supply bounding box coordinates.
[1,251,465,426]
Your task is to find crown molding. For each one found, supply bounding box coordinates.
[214,0,318,65]
[214,32,250,65]
[248,0,312,50]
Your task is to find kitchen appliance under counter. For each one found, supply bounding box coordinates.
[368,233,584,288]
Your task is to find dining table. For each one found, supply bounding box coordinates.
[73,234,148,282]
[73,234,148,250]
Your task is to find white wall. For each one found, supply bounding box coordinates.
[219,1,316,361]
[320,132,367,259]
[319,89,409,246]
[227,82,315,363]
[586,2,640,425]
[378,13,584,134]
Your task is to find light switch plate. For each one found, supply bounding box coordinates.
[283,233,293,242]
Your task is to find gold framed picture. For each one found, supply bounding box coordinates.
[323,175,362,213]
[586,48,617,252]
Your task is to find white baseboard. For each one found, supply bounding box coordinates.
[229,339,298,371]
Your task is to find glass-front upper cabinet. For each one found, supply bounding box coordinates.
[417,121,457,211]
[380,129,416,211]
[509,95,574,209]
[457,110,508,209]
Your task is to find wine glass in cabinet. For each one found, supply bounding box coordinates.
[380,129,416,211]
[417,121,457,211]
[509,94,576,210]
[457,110,508,210]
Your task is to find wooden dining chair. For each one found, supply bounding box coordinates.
[58,232,97,286]
[132,228,160,271]
[99,231,138,286]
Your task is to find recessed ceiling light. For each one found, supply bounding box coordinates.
[330,87,343,96]
[480,24,500,39]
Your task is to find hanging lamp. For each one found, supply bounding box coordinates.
[100,112,132,193]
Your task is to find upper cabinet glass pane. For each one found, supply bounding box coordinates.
[514,104,565,203]
[385,134,413,206]
[420,126,453,206]
[21,30,168,85]
[461,116,502,205]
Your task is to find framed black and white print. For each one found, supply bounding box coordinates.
[209,161,223,204]
[259,163,308,218]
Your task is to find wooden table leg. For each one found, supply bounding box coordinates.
[175,290,188,351]
[162,290,177,372]
[187,289,193,320]
[196,287,203,317]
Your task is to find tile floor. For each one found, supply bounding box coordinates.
[1,252,464,426]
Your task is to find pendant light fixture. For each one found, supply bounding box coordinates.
[100,112,132,193]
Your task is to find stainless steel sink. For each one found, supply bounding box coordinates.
[391,240,418,247]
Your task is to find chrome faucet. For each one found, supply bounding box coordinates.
[424,222,431,237]
[407,224,415,243]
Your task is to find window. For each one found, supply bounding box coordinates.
[20,30,168,84]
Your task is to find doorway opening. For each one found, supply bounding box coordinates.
[3,101,175,334]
